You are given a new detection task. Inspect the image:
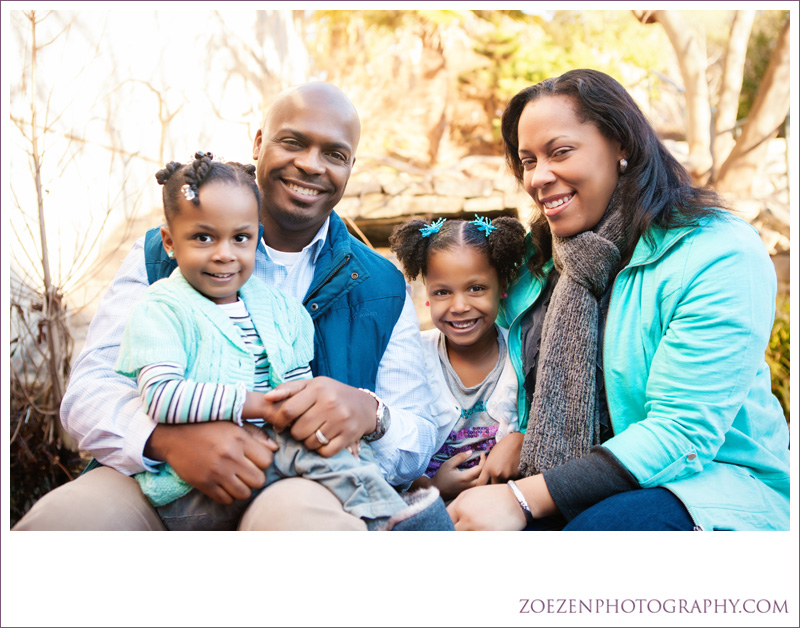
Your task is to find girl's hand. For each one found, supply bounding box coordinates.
[477,431,524,485]
[430,451,485,501]
[447,483,527,531]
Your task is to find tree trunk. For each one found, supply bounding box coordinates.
[651,10,714,184]
[27,11,77,450]
[420,33,448,167]
[712,10,755,172]
[715,19,790,196]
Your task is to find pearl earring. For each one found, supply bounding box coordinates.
[619,158,628,174]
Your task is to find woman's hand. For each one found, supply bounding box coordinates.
[477,431,524,485]
[448,475,558,530]
[447,483,527,530]
[430,451,486,502]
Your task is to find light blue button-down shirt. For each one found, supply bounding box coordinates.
[61,217,437,487]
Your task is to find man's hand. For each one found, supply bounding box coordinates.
[260,376,377,457]
[145,422,278,505]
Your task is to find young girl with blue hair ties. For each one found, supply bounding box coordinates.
[390,214,526,502]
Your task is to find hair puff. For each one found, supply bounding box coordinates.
[389,218,431,281]
[154,161,183,186]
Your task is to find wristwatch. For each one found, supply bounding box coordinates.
[359,388,391,442]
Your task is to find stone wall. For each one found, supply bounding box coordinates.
[337,155,534,247]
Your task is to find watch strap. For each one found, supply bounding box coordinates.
[358,388,390,442]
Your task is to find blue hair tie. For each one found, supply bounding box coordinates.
[471,214,496,237]
[419,217,446,238]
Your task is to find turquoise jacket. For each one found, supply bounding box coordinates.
[498,214,789,530]
[116,269,315,506]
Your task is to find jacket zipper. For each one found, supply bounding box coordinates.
[602,225,700,429]
[663,486,705,530]
[603,227,705,531]
[303,254,351,307]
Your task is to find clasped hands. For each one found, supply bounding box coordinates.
[145,376,378,504]
[424,431,524,502]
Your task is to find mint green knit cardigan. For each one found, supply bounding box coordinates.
[116,268,315,506]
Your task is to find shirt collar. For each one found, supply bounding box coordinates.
[261,216,330,264]
[306,216,330,264]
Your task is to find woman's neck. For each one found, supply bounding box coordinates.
[446,325,499,388]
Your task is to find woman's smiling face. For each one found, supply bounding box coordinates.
[518,94,624,238]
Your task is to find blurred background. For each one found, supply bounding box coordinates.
[5,8,792,526]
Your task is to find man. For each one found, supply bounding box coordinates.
[15,83,438,530]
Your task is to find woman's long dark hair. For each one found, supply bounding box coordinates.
[501,69,726,274]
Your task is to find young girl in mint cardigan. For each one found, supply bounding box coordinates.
[116,152,452,530]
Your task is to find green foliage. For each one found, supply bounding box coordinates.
[765,293,790,424]
[740,10,789,122]
[457,11,673,142]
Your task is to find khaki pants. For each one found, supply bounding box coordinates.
[12,467,367,531]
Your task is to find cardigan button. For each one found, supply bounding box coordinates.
[310,303,319,311]
[687,453,697,461]
[350,272,359,280]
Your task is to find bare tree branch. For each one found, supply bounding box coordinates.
[713,10,756,172]
[638,9,713,183]
[715,18,791,195]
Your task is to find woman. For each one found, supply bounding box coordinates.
[447,69,789,531]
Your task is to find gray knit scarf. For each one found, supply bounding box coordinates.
[519,192,631,476]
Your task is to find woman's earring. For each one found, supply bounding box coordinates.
[167,250,174,259]
[502,292,508,299]
[619,158,628,174]
[425,301,430,307]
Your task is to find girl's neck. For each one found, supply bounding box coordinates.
[445,325,499,388]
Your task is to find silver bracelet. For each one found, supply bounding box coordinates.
[507,480,535,527]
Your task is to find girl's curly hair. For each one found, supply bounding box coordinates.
[389,215,526,287]
[155,150,260,222]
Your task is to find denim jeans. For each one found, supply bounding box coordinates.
[524,488,695,531]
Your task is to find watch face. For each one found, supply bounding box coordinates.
[378,403,390,432]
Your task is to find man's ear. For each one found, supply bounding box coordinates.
[160,225,174,258]
[252,129,262,161]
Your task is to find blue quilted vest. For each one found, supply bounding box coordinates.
[143,213,405,391]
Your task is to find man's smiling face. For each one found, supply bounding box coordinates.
[252,84,360,250]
